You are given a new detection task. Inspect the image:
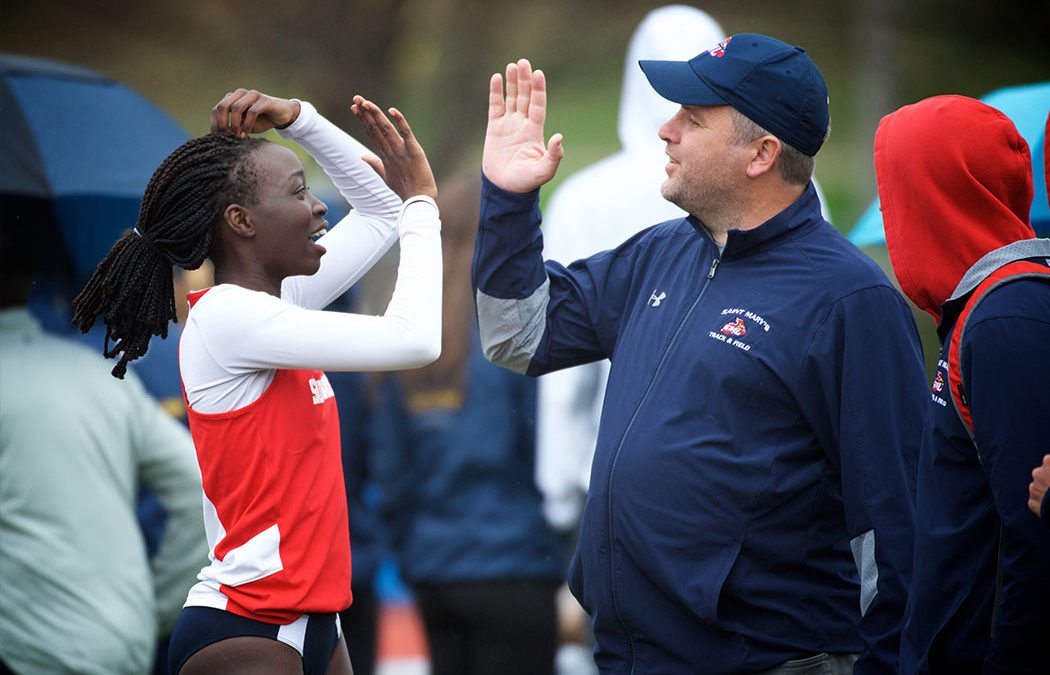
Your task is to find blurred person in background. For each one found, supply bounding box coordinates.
[877,94,1050,674]
[0,224,208,675]
[329,340,384,675]
[70,87,442,675]
[371,167,564,675]
[474,33,925,673]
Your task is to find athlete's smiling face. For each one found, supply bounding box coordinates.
[245,143,329,281]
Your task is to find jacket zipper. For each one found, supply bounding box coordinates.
[605,254,721,671]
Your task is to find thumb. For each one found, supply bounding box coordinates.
[361,153,386,179]
[547,132,564,165]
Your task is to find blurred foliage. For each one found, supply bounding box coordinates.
[3,0,1046,372]
[3,0,1047,231]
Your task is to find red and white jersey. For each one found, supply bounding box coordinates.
[178,100,441,624]
[184,324,350,622]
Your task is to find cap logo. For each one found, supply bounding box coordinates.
[707,37,732,58]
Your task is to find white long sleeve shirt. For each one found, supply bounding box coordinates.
[180,100,442,413]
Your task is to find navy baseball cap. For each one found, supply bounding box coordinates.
[639,33,829,156]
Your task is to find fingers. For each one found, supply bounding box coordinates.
[211,88,267,138]
[211,88,250,134]
[516,58,532,118]
[493,59,542,121]
[1031,456,1050,516]
[361,153,386,180]
[488,73,505,121]
[528,69,547,126]
[352,96,417,157]
[352,95,397,154]
[241,101,267,138]
[505,62,518,114]
[229,89,257,137]
[388,107,419,150]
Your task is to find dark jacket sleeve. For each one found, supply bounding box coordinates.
[962,279,1050,674]
[472,173,635,376]
[798,285,926,674]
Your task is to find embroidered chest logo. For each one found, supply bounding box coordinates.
[930,360,948,408]
[708,308,771,352]
[648,290,667,307]
[720,317,747,336]
[707,37,732,58]
[309,375,335,405]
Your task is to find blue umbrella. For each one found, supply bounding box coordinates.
[1,53,188,285]
[850,81,1050,246]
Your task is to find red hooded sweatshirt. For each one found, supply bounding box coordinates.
[876,95,1050,675]
[876,94,1034,321]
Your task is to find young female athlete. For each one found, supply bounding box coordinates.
[72,89,441,674]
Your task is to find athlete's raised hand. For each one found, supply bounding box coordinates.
[483,59,564,193]
[351,95,437,201]
[211,89,301,138]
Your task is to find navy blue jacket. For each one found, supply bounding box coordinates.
[900,276,1050,674]
[327,369,384,589]
[473,176,926,674]
[369,333,563,585]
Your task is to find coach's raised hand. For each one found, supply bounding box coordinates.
[482,58,564,193]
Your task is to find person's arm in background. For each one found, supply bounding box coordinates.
[799,286,927,674]
[126,372,208,636]
[963,281,1050,673]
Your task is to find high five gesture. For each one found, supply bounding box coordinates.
[351,95,438,201]
[483,59,564,193]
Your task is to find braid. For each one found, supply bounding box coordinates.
[72,133,267,378]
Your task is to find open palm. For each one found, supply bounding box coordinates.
[482,59,564,193]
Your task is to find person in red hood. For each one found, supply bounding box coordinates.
[876,94,1050,674]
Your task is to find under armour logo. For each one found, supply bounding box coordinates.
[648,291,667,307]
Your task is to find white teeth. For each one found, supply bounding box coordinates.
[308,230,326,243]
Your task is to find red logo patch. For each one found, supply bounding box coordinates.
[720,317,747,336]
[931,370,945,393]
[707,37,732,58]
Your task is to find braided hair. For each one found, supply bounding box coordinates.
[72,133,267,378]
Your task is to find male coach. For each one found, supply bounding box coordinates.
[472,34,926,674]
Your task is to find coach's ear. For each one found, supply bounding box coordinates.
[744,135,782,179]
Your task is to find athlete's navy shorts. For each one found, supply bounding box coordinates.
[168,606,341,675]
